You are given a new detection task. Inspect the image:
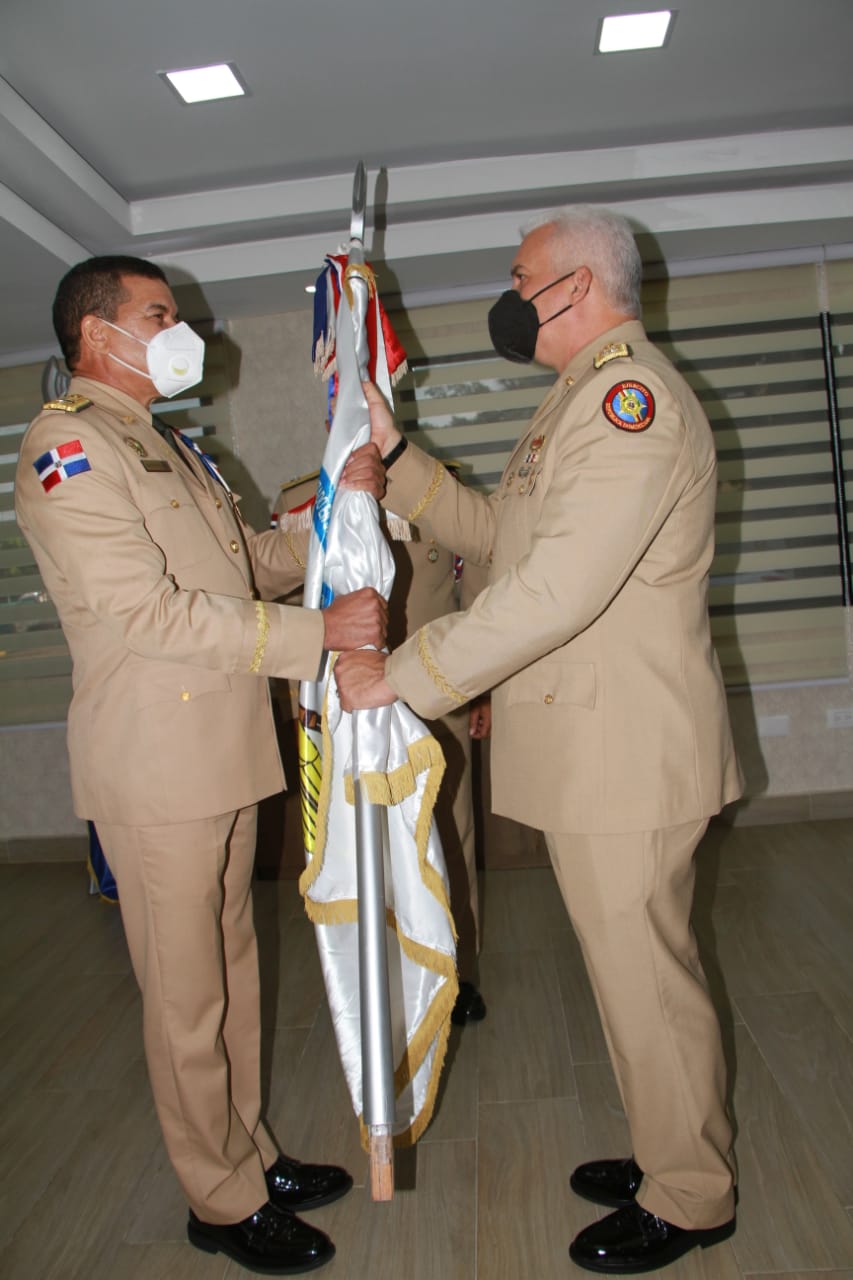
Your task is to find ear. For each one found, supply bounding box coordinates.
[79,313,110,357]
[570,266,593,302]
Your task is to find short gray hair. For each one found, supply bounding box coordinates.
[520,207,642,317]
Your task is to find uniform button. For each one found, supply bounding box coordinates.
[564,375,575,388]
[215,499,222,508]
[506,472,515,485]
[181,690,191,702]
[170,499,180,508]
[230,540,240,553]
[544,693,554,705]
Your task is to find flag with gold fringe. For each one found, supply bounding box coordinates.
[297,248,458,1149]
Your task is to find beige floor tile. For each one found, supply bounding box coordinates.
[478,1096,588,1280]
[2,1086,161,1280]
[414,1140,477,1280]
[700,873,810,997]
[735,991,853,1205]
[267,1002,368,1183]
[551,925,609,1065]
[479,865,566,954]
[421,1020,480,1144]
[572,1061,631,1157]
[0,1089,93,1249]
[729,1024,853,1272]
[477,949,575,1103]
[88,1240,229,1280]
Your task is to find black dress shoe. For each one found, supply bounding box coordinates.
[451,981,487,1026]
[265,1153,353,1211]
[187,1200,334,1274]
[569,1202,736,1274]
[570,1156,643,1207]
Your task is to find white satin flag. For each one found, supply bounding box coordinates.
[297,255,458,1147]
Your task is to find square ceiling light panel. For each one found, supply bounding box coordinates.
[160,63,247,104]
[597,10,674,52]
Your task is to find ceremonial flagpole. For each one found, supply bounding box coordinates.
[298,161,456,1203]
[346,161,396,1200]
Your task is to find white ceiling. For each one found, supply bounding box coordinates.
[1,0,852,366]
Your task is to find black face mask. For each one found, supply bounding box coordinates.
[487,270,576,364]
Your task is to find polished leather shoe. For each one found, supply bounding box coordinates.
[187,1200,334,1274]
[570,1156,643,1207]
[569,1202,735,1274]
[265,1153,353,1212]
[451,981,487,1026]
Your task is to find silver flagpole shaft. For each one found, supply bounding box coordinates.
[352,711,395,1200]
[347,159,395,1200]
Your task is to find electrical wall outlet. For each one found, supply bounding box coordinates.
[826,707,853,729]
[758,714,790,738]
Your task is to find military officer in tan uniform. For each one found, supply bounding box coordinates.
[15,256,389,1276]
[335,208,743,1274]
[276,470,487,1022]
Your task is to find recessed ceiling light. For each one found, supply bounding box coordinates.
[597,10,674,52]
[161,63,247,104]
[305,284,317,294]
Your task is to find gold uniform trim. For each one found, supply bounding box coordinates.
[42,393,92,413]
[417,629,466,705]
[249,600,270,673]
[407,460,446,523]
[283,530,307,569]
[594,342,631,369]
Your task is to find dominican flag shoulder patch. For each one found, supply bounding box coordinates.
[34,439,92,492]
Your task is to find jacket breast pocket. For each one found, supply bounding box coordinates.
[506,660,597,711]
[144,501,213,571]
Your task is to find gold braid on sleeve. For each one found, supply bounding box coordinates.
[417,629,466,705]
[283,530,306,570]
[249,600,270,673]
[407,460,446,523]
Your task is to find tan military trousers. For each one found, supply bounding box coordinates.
[98,806,278,1224]
[545,820,736,1230]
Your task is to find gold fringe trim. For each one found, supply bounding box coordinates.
[389,358,409,387]
[417,630,467,705]
[279,506,314,534]
[248,600,270,673]
[342,732,446,809]
[342,261,377,309]
[384,514,413,542]
[407,460,446,523]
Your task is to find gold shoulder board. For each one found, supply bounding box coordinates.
[42,393,93,413]
[279,469,320,496]
[593,343,632,370]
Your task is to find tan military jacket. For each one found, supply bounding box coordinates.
[15,376,324,826]
[381,320,743,835]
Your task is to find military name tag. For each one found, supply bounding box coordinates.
[141,458,172,472]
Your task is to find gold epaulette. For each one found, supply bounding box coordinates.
[42,393,92,413]
[279,469,320,496]
[593,342,631,369]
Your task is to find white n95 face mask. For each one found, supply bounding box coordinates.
[104,320,205,398]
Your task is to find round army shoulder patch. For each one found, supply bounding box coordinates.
[603,381,655,432]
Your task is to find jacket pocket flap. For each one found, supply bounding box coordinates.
[136,664,232,710]
[506,660,596,710]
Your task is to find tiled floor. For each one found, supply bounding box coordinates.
[1,817,852,1279]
